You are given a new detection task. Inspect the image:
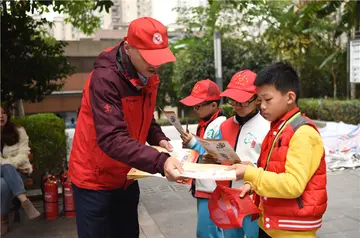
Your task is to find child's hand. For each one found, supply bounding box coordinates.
[239,183,251,198]
[241,161,255,167]
[203,153,219,164]
[226,164,248,180]
[180,131,193,145]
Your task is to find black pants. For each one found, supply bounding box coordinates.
[72,181,140,238]
[259,228,272,238]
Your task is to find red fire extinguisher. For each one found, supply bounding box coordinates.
[44,177,59,220]
[63,176,76,218]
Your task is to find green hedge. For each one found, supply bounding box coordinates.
[14,113,67,187]
[298,99,360,125]
[220,99,360,125]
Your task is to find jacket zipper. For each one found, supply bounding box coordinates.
[138,89,145,139]
[296,197,304,208]
[230,127,242,187]
[233,126,242,152]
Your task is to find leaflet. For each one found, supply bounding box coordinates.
[181,162,237,181]
[195,136,241,164]
[127,146,199,183]
[163,110,185,134]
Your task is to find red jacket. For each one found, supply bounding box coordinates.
[254,108,327,231]
[69,42,170,190]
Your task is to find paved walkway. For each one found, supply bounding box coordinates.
[4,169,360,237]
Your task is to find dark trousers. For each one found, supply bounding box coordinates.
[259,228,272,238]
[72,181,140,238]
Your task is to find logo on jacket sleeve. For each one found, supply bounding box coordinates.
[104,104,112,113]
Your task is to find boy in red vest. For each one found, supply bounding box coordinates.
[180,79,226,238]
[228,62,327,238]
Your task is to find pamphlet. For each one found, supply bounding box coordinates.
[127,146,199,183]
[195,136,241,164]
[181,162,237,181]
[163,110,185,134]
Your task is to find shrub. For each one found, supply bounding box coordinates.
[14,113,67,187]
[298,99,360,125]
[221,99,360,125]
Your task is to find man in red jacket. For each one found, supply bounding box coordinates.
[68,17,183,238]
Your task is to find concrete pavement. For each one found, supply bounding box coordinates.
[4,125,360,237]
[5,168,359,237]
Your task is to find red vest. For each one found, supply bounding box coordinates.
[255,109,327,231]
[220,116,240,149]
[69,64,159,191]
[217,116,240,187]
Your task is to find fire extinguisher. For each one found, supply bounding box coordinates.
[43,176,59,220]
[63,175,76,218]
[61,171,68,184]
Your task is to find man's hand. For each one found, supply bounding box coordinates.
[203,153,219,164]
[239,183,252,198]
[226,164,248,180]
[180,131,193,145]
[159,140,173,152]
[164,157,185,182]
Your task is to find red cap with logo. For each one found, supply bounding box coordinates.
[180,79,221,106]
[125,17,176,66]
[220,70,257,102]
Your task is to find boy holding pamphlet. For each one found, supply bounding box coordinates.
[179,79,226,238]
[228,63,327,238]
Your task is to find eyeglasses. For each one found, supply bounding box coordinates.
[227,96,257,107]
[193,101,212,110]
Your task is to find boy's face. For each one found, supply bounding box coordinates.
[193,101,217,119]
[257,84,296,122]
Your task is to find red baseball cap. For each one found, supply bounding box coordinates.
[220,70,257,102]
[180,79,221,106]
[125,17,176,66]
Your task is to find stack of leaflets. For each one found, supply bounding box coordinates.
[181,162,237,181]
[127,146,199,183]
[127,146,237,182]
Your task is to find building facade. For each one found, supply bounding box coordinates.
[23,39,121,127]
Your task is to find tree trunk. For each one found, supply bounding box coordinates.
[350,84,356,99]
[331,65,337,99]
[14,100,25,118]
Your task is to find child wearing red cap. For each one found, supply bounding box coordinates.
[216,70,270,238]
[228,63,327,238]
[179,79,226,238]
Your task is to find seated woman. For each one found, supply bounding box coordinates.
[1,105,40,235]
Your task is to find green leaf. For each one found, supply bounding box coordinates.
[319,51,339,69]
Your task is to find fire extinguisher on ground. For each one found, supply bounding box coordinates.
[62,171,76,218]
[43,175,59,220]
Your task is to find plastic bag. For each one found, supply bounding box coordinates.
[208,185,260,230]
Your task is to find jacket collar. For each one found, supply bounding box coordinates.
[270,107,300,130]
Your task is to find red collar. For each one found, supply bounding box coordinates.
[199,109,221,126]
[197,109,221,137]
[270,107,300,130]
